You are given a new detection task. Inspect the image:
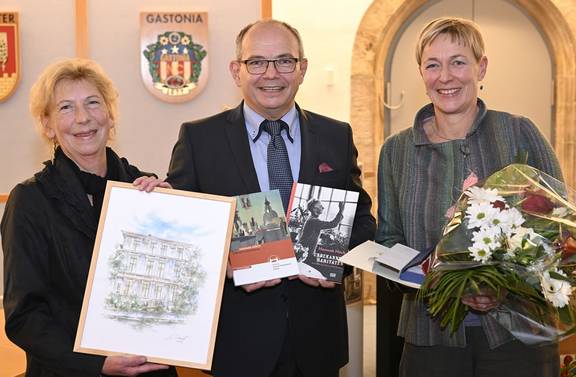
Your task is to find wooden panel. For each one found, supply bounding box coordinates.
[0,193,8,203]
[75,0,89,58]
[261,0,272,19]
[561,335,576,355]
[176,367,206,377]
[0,311,26,377]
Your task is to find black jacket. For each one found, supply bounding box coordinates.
[167,103,376,377]
[2,148,175,377]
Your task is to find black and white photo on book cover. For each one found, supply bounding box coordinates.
[287,183,359,283]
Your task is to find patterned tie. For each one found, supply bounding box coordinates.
[262,119,293,212]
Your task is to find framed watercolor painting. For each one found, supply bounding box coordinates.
[74,181,235,369]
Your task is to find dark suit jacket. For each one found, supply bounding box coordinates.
[167,103,375,377]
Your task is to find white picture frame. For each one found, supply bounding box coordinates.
[74,181,235,369]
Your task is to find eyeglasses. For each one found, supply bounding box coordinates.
[240,57,300,74]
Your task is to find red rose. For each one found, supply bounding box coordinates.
[562,236,576,259]
[521,191,554,214]
[492,200,506,210]
[422,258,430,274]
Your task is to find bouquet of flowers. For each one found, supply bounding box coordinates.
[561,355,576,377]
[419,163,576,344]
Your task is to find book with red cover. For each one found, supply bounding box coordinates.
[229,190,299,285]
[287,183,359,283]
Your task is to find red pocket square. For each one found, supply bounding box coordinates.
[318,162,334,173]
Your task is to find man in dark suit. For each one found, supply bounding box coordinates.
[167,19,375,377]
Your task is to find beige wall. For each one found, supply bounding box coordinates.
[0,1,261,194]
[89,1,261,178]
[387,0,553,139]
[273,0,372,123]
[0,0,262,319]
[350,0,576,206]
[0,0,76,193]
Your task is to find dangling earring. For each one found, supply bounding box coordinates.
[52,138,59,156]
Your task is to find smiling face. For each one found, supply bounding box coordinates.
[43,79,113,169]
[419,34,487,117]
[229,23,307,120]
[310,201,324,217]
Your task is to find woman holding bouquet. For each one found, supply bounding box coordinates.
[1,58,175,377]
[376,17,563,377]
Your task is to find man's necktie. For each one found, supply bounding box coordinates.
[262,119,293,212]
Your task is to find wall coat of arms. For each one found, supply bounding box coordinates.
[140,12,208,103]
[0,12,19,103]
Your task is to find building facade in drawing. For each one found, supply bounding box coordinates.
[106,230,206,324]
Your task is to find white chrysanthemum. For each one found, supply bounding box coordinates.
[471,227,502,251]
[540,270,573,308]
[498,208,526,235]
[465,186,505,205]
[490,209,507,228]
[466,202,500,229]
[507,227,536,255]
[552,207,569,218]
[468,244,493,263]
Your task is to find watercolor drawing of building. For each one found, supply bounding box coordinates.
[106,230,206,324]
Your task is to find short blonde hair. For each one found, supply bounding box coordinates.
[29,58,118,137]
[416,17,485,65]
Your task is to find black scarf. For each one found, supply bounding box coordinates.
[56,147,119,221]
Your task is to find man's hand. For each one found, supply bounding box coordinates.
[132,176,172,192]
[290,274,336,288]
[102,355,168,376]
[226,262,282,292]
[241,279,282,293]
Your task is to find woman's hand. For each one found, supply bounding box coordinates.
[102,355,168,376]
[132,176,172,193]
[461,288,506,312]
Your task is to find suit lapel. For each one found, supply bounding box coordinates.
[224,103,261,193]
[297,105,318,183]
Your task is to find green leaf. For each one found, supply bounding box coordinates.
[550,270,572,282]
[559,305,574,325]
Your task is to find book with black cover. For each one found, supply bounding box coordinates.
[287,183,359,283]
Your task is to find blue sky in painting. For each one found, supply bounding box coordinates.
[133,213,210,243]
